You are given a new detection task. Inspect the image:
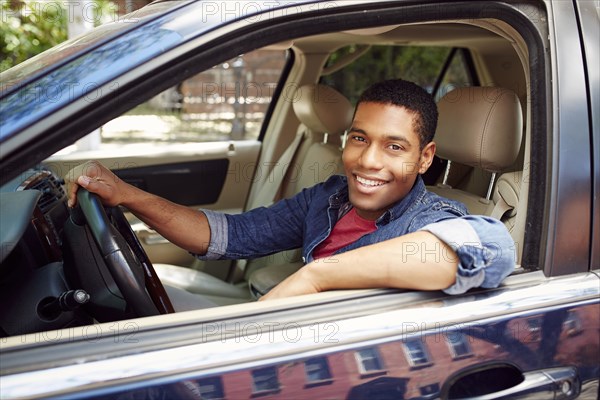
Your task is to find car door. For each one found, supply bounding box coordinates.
[1,1,598,400]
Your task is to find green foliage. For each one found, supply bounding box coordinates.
[322,45,456,104]
[0,0,118,72]
[0,1,67,72]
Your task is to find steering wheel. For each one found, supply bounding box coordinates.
[76,188,174,316]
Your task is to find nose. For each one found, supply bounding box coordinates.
[358,144,384,170]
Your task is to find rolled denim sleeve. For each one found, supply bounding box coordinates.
[193,209,229,260]
[420,216,516,294]
[192,182,315,260]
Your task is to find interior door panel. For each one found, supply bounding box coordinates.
[114,159,229,206]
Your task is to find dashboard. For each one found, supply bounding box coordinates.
[0,167,91,336]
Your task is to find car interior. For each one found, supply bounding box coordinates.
[0,13,535,336]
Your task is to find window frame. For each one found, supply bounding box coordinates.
[250,366,280,395]
[354,347,385,374]
[446,332,473,359]
[303,357,333,384]
[402,339,432,368]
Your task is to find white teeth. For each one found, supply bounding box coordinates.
[356,176,385,187]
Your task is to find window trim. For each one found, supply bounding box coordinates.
[402,339,433,368]
[303,357,334,387]
[354,347,386,376]
[445,332,473,360]
[250,366,280,396]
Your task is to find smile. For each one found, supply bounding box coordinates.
[356,175,387,187]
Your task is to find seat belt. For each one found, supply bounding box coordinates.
[491,195,514,221]
[248,131,305,209]
[233,131,305,281]
[490,175,520,221]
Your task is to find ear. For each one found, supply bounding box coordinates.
[418,141,436,174]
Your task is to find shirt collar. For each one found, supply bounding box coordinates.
[377,175,426,225]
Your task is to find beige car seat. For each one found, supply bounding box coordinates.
[428,86,524,248]
[155,84,353,305]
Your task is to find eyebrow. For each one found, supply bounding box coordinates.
[349,127,413,147]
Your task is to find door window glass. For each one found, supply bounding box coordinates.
[68,49,288,153]
[434,48,474,100]
[107,50,287,144]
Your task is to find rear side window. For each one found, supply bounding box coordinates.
[320,45,475,103]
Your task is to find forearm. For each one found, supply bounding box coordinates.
[310,231,458,292]
[261,231,458,300]
[120,184,211,255]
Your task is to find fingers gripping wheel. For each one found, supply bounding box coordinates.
[76,189,174,316]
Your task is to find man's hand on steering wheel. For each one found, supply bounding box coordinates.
[66,160,130,208]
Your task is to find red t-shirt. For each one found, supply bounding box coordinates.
[313,208,377,260]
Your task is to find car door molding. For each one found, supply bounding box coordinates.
[1,272,598,399]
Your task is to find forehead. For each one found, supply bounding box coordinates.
[352,102,420,142]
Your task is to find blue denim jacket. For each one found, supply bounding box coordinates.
[200,175,515,294]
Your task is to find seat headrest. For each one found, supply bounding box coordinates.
[292,84,354,137]
[435,87,523,173]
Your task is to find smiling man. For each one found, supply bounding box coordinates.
[68,79,515,302]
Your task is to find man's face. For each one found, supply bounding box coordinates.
[342,102,435,220]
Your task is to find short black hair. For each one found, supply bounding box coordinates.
[357,79,438,149]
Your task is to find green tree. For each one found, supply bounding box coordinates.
[321,45,453,104]
[0,0,119,72]
[0,1,67,72]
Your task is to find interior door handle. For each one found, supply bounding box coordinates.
[446,365,580,399]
